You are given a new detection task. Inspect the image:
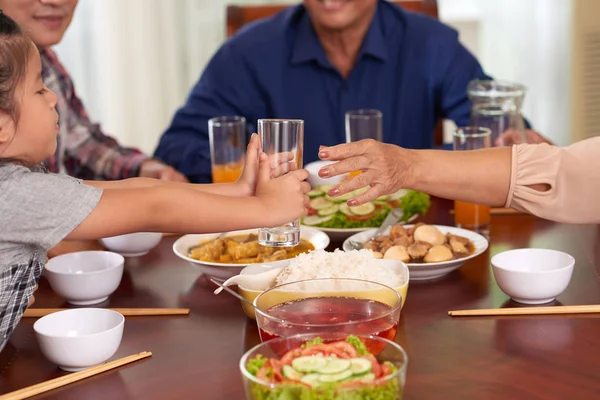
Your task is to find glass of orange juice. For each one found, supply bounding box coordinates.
[345,109,382,178]
[453,127,492,237]
[209,116,246,183]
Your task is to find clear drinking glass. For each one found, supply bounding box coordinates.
[257,119,304,247]
[345,109,383,142]
[208,116,246,183]
[468,80,527,146]
[453,127,492,237]
[345,109,382,177]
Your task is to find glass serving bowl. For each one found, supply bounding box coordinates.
[253,278,403,353]
[240,332,408,400]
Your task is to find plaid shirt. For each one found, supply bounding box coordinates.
[41,49,150,180]
[0,259,42,352]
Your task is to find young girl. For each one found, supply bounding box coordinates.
[0,13,310,351]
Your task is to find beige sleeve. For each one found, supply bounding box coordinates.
[505,137,600,223]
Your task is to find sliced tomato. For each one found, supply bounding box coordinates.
[380,362,392,377]
[280,348,303,365]
[388,200,401,208]
[330,341,359,358]
[281,378,312,388]
[341,380,365,389]
[270,359,284,382]
[306,207,318,216]
[256,365,273,383]
[346,211,377,221]
[300,343,349,359]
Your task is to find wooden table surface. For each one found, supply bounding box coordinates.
[2,199,600,400]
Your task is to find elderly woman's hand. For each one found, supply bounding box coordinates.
[317,139,414,206]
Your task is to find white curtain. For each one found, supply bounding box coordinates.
[440,0,573,145]
[56,0,574,153]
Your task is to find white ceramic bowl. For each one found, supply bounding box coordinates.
[491,248,575,304]
[100,232,162,257]
[45,251,124,305]
[34,308,124,371]
[304,160,344,189]
[173,226,330,279]
[343,225,489,280]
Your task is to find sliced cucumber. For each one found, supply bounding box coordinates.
[373,200,389,206]
[309,197,333,210]
[318,184,333,193]
[300,373,321,387]
[349,358,372,375]
[376,195,388,201]
[357,372,376,383]
[388,189,408,201]
[317,358,351,375]
[353,187,369,196]
[292,356,328,373]
[325,191,353,203]
[302,215,333,226]
[317,369,353,383]
[318,204,339,217]
[282,365,304,380]
[307,189,324,198]
[349,202,375,216]
[340,203,353,216]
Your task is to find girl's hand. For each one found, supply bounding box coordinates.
[255,153,311,227]
[237,134,297,196]
[236,133,261,196]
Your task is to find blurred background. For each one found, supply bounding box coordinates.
[54,0,598,154]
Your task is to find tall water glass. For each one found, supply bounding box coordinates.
[453,127,492,237]
[257,119,304,247]
[209,116,246,183]
[345,109,382,177]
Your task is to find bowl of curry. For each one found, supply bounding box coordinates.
[172,227,330,279]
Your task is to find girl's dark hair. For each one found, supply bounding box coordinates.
[0,10,33,126]
[0,10,35,166]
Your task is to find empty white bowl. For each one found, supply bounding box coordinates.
[491,248,575,304]
[100,232,162,257]
[34,308,124,371]
[304,160,344,189]
[45,251,124,305]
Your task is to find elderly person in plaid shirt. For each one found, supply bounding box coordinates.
[0,0,187,182]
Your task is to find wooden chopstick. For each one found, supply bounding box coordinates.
[0,351,152,400]
[449,207,524,216]
[22,308,190,318]
[449,305,600,317]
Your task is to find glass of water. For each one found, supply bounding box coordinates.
[345,109,383,143]
[345,109,382,178]
[257,119,304,247]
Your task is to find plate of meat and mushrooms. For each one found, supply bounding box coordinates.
[342,223,489,280]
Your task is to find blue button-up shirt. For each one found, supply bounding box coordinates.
[155,0,492,183]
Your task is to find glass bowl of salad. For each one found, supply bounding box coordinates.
[253,278,403,350]
[240,333,408,400]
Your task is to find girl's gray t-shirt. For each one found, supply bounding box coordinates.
[0,163,103,351]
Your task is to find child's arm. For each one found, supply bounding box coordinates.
[66,153,310,240]
[84,134,264,197]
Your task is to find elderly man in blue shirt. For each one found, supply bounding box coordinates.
[155,0,545,183]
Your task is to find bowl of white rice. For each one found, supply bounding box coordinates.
[238,249,409,319]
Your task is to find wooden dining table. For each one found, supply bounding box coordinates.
[1,198,599,400]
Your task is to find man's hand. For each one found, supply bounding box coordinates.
[139,160,188,182]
